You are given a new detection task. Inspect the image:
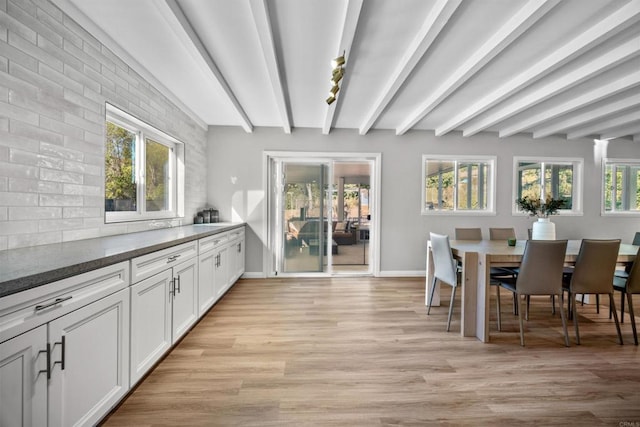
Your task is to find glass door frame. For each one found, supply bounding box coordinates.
[263,151,381,278]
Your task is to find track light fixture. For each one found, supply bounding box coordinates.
[326,51,346,105]
[331,54,345,68]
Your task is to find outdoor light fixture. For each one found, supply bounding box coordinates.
[326,51,345,105]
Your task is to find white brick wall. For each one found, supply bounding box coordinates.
[0,0,208,250]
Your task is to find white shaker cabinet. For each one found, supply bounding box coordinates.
[227,227,245,285]
[129,242,198,386]
[0,325,47,427]
[0,262,130,427]
[198,232,229,316]
[48,288,130,427]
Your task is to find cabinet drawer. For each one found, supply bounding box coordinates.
[131,241,197,284]
[0,261,129,344]
[228,227,245,242]
[199,232,229,254]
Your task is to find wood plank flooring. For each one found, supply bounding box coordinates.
[102,277,640,426]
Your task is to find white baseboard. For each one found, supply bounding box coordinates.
[240,271,426,279]
[240,272,266,279]
[378,270,426,277]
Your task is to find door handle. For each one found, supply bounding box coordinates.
[175,275,181,294]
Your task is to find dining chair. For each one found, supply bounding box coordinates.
[493,240,569,346]
[562,239,622,345]
[427,233,460,332]
[489,227,516,241]
[489,227,519,319]
[613,246,640,345]
[608,232,640,322]
[455,228,482,240]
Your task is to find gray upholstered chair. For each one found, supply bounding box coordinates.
[493,240,569,346]
[608,232,640,322]
[562,239,622,345]
[489,227,516,241]
[489,227,519,321]
[613,246,640,345]
[455,228,482,240]
[427,233,460,332]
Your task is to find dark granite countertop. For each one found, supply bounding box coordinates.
[0,223,245,299]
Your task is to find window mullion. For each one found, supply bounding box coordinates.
[138,131,145,216]
[453,161,459,211]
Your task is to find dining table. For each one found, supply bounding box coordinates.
[425,239,639,343]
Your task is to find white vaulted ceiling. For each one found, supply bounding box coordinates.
[53,0,640,141]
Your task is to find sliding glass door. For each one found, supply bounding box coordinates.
[267,152,379,277]
[278,161,331,273]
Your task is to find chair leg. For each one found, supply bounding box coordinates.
[526,295,530,321]
[559,293,569,347]
[573,297,580,345]
[609,293,623,345]
[627,293,637,345]
[551,295,556,315]
[427,277,437,315]
[518,293,525,346]
[567,290,573,320]
[446,285,457,332]
[596,294,600,314]
[512,293,518,315]
[496,285,502,332]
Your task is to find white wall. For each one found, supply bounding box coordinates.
[207,126,640,276]
[0,0,208,250]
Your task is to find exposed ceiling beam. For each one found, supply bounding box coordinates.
[501,71,640,137]
[600,123,640,141]
[567,110,640,139]
[249,0,291,134]
[533,90,640,139]
[158,0,253,133]
[396,0,559,136]
[49,0,208,130]
[358,0,462,135]
[322,0,363,135]
[435,0,640,137]
[464,36,640,137]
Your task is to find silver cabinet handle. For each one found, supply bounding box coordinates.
[175,276,181,294]
[167,254,181,263]
[35,296,73,312]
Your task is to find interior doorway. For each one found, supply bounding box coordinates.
[265,152,380,277]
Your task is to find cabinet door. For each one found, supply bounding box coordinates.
[130,269,173,386]
[234,237,245,282]
[171,257,198,342]
[0,325,47,427]
[215,247,229,299]
[48,288,130,427]
[198,251,216,317]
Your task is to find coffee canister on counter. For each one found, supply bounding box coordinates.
[201,210,211,223]
[211,209,219,223]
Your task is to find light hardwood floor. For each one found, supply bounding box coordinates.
[102,277,640,426]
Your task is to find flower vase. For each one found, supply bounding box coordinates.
[531,217,556,240]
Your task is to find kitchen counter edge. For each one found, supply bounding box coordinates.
[0,223,246,299]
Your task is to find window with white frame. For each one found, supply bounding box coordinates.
[603,159,640,215]
[422,155,496,215]
[513,157,583,215]
[104,104,184,223]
